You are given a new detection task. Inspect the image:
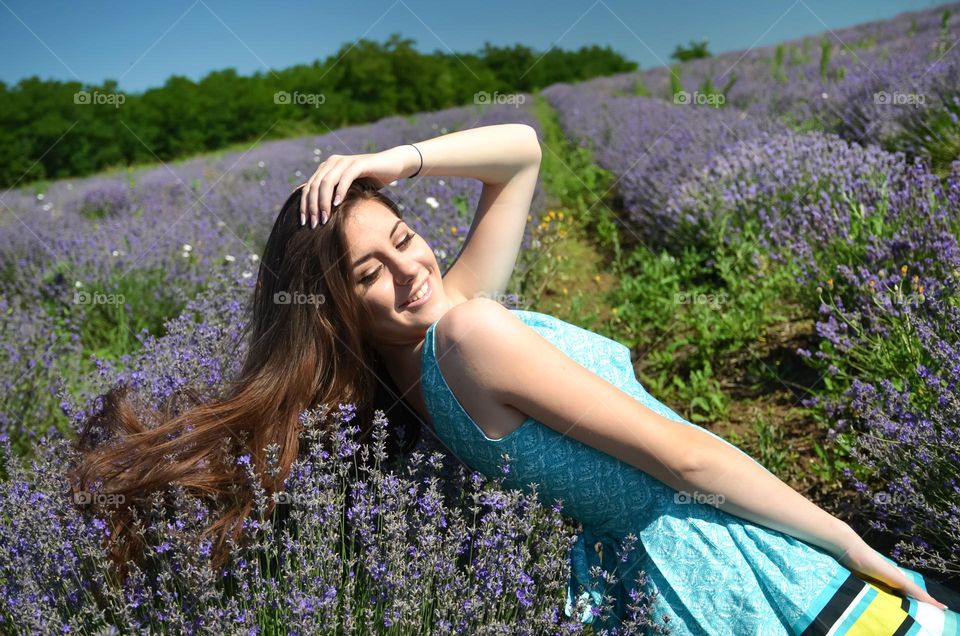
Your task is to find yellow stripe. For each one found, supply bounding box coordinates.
[845,584,911,636]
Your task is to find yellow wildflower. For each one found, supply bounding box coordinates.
[900,264,908,276]
[451,226,457,235]
[827,278,833,289]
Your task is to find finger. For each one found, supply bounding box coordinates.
[317,163,347,228]
[330,166,359,221]
[303,161,329,224]
[308,173,326,227]
[298,182,310,225]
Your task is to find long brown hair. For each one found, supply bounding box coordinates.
[68,177,425,581]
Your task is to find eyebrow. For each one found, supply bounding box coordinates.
[352,219,404,270]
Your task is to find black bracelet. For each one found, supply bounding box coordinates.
[407,143,423,178]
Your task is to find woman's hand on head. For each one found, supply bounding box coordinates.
[297,146,416,229]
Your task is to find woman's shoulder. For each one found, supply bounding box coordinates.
[431,296,519,347]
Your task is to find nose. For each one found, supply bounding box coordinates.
[394,257,420,287]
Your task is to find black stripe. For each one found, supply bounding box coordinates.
[900,595,910,613]
[892,613,916,636]
[801,573,866,636]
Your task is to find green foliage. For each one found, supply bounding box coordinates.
[819,37,833,81]
[669,66,684,103]
[670,39,712,62]
[939,9,955,56]
[771,45,788,83]
[612,214,802,425]
[70,268,191,366]
[0,35,636,188]
[528,95,619,258]
[790,40,812,65]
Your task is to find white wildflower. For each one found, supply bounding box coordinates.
[241,271,253,279]
[425,196,439,209]
[74,281,83,288]
[258,160,265,168]
[182,243,192,252]
[249,254,260,262]
[224,254,236,262]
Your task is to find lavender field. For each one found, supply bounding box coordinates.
[3,2,960,633]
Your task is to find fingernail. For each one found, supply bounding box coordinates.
[300,212,305,226]
[322,212,328,225]
[311,216,317,229]
[333,194,342,206]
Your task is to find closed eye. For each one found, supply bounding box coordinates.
[359,231,416,285]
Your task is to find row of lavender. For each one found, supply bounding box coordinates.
[542,4,960,573]
[0,102,662,632]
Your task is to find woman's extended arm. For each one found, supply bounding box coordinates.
[443,298,947,609]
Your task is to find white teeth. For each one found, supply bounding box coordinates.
[405,280,428,306]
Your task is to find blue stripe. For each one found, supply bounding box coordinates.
[793,565,852,634]
[944,605,958,635]
[903,621,922,636]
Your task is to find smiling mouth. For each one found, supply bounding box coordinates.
[400,278,431,309]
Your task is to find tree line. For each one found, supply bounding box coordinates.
[0,34,636,188]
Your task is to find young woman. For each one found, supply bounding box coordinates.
[74,123,958,634]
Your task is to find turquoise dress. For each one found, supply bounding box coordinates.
[420,309,960,635]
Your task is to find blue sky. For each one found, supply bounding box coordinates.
[0,0,951,93]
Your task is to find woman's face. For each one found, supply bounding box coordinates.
[344,199,453,345]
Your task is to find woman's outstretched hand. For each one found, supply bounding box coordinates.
[297,145,417,228]
[837,540,948,610]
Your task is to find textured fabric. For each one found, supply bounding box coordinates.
[419,308,960,634]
